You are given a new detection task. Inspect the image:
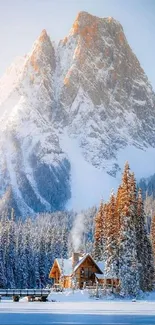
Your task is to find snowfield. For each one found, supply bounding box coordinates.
[1,300,155,324]
[1,291,155,324]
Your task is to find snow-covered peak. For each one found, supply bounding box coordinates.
[70,11,123,41]
[38,29,49,42]
[0,56,25,105]
[23,29,55,77]
[0,12,155,217]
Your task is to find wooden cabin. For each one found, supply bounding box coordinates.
[49,253,119,289]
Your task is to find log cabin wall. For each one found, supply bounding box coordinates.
[49,261,61,283]
[62,276,71,288]
[74,256,101,288]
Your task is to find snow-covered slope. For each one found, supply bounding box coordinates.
[0,12,155,216]
[0,30,71,216]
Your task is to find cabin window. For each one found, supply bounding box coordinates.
[80,267,84,277]
[88,267,92,277]
[84,268,89,277]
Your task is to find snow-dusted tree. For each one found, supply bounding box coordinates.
[39,236,47,288]
[115,185,122,238]
[19,232,29,288]
[137,189,155,291]
[104,193,119,279]
[14,221,23,287]
[136,189,147,291]
[0,252,5,288]
[145,235,155,291]
[33,235,40,289]
[118,162,140,296]
[45,223,55,282]
[0,231,6,288]
[151,214,155,264]
[93,201,104,261]
[5,216,16,288]
[62,227,68,259]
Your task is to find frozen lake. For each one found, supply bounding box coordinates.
[0,301,155,324]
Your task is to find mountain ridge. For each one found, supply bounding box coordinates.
[0,11,155,216]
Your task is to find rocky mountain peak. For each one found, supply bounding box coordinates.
[70,11,99,45]
[0,12,155,217]
[70,11,123,41]
[23,29,55,76]
[37,29,49,43]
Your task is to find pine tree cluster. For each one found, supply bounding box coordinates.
[0,211,71,288]
[0,208,96,289]
[94,162,155,296]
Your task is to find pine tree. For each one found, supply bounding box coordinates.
[136,189,147,291]
[115,185,122,238]
[137,189,155,291]
[0,252,5,288]
[118,162,140,296]
[104,193,119,279]
[0,232,6,288]
[24,219,33,288]
[39,237,47,288]
[6,217,16,288]
[62,227,68,259]
[93,201,104,261]
[151,214,155,265]
[33,236,40,289]
[145,235,155,291]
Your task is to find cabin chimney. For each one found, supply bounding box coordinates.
[72,252,79,269]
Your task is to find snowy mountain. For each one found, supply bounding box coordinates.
[0,11,155,217]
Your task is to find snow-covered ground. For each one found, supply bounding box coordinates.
[0,300,155,324]
[48,288,155,304]
[1,291,155,324]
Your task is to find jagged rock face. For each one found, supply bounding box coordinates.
[0,11,155,216]
[57,12,155,165]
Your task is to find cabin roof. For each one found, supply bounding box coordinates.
[55,254,104,276]
[95,273,105,280]
[56,258,72,276]
[74,253,103,274]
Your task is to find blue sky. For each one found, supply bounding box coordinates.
[0,0,154,89]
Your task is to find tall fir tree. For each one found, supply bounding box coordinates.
[104,193,119,279]
[0,233,6,288]
[151,214,155,265]
[136,189,147,291]
[118,162,140,296]
[137,189,155,291]
[93,201,104,261]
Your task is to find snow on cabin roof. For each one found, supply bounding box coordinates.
[95,273,105,280]
[56,255,84,276]
[95,272,117,279]
[56,258,72,276]
[56,256,117,279]
[74,254,104,274]
[56,254,105,276]
[73,253,90,272]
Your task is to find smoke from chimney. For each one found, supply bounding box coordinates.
[71,213,85,252]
